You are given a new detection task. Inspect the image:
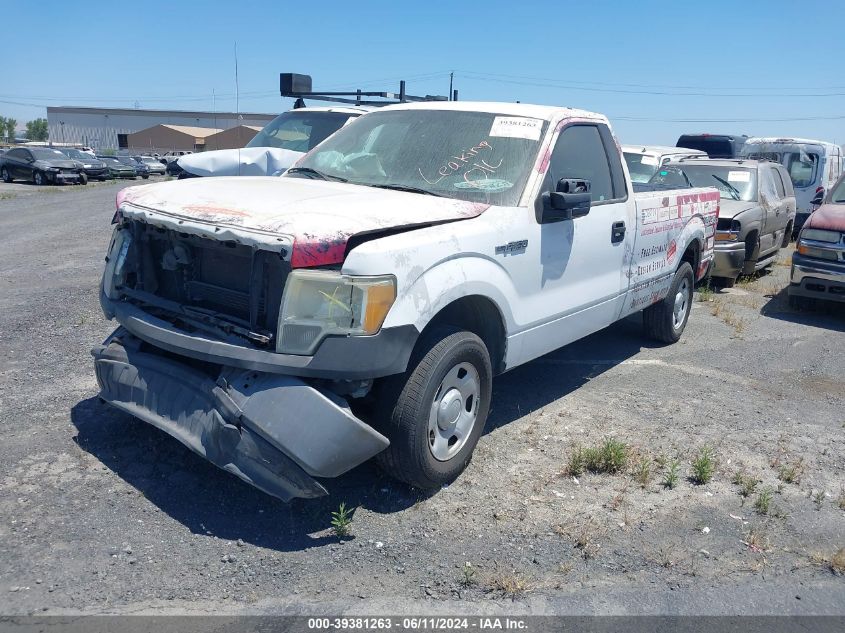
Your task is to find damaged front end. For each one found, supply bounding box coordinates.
[93,213,396,501]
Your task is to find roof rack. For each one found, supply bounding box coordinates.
[280,73,452,108]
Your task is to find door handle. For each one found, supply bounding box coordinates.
[611,221,626,244]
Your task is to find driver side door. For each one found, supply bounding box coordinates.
[509,122,634,365]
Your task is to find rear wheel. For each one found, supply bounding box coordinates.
[375,327,492,490]
[1,167,11,183]
[643,262,694,343]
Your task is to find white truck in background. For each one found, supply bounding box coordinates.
[94,101,719,501]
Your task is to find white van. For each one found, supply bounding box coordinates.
[741,138,843,234]
[622,145,707,184]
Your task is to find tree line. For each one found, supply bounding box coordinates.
[0,117,49,142]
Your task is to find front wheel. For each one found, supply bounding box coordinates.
[375,327,492,490]
[33,171,45,186]
[643,262,694,343]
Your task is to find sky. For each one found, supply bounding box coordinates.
[3,0,845,146]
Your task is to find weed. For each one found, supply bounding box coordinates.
[710,300,724,318]
[811,489,826,509]
[0,192,16,201]
[690,446,715,485]
[838,490,845,511]
[565,445,585,477]
[663,459,681,489]
[832,549,845,576]
[556,519,603,560]
[754,489,772,515]
[697,284,714,302]
[733,471,758,498]
[459,562,477,587]
[777,461,802,484]
[487,571,529,597]
[330,502,353,538]
[567,439,627,475]
[743,527,769,553]
[634,456,652,488]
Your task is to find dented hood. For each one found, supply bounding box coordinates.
[177,147,304,177]
[717,198,758,220]
[121,177,490,267]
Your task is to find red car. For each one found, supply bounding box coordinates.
[789,172,845,308]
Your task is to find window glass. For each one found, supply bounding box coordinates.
[623,152,658,184]
[771,168,786,197]
[8,148,27,159]
[760,169,778,200]
[549,125,614,202]
[248,111,353,152]
[785,151,818,188]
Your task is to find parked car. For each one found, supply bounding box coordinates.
[58,148,109,181]
[94,101,720,501]
[622,145,707,184]
[0,147,84,185]
[133,155,166,175]
[788,172,845,308]
[96,156,138,179]
[165,160,184,177]
[676,134,748,159]
[740,138,843,236]
[160,150,192,164]
[115,155,150,179]
[176,106,371,178]
[662,159,795,286]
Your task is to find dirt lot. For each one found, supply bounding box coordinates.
[0,181,843,615]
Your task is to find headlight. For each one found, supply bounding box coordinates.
[46,167,60,172]
[715,218,741,241]
[103,228,132,299]
[801,229,841,243]
[277,270,396,355]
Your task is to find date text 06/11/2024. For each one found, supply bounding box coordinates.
[306,617,528,630]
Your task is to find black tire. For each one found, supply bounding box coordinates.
[99,177,107,182]
[142,174,149,179]
[1,167,11,183]
[33,171,45,186]
[742,234,761,275]
[717,276,736,288]
[79,173,88,185]
[782,222,793,248]
[374,327,492,490]
[643,262,694,344]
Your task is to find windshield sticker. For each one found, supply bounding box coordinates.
[489,116,543,141]
[728,170,750,182]
[640,155,659,166]
[419,140,499,186]
[454,179,513,193]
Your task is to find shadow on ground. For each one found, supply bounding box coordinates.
[70,316,649,551]
[760,286,845,331]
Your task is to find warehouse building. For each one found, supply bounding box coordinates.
[126,125,222,152]
[46,106,276,151]
[202,125,262,150]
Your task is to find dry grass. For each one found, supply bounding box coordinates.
[743,527,770,553]
[832,548,845,575]
[554,518,605,560]
[486,571,530,597]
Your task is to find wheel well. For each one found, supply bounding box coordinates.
[681,239,700,276]
[744,229,760,260]
[421,296,507,375]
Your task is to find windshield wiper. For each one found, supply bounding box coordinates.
[711,175,741,201]
[366,183,444,197]
[285,167,347,182]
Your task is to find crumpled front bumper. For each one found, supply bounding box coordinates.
[712,241,746,279]
[92,329,389,501]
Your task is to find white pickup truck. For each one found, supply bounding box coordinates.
[94,102,719,501]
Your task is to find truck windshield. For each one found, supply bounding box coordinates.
[287,109,548,206]
[670,165,757,201]
[247,111,354,152]
[623,152,659,183]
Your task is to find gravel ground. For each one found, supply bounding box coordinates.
[0,181,843,615]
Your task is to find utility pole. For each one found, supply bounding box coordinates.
[449,72,454,101]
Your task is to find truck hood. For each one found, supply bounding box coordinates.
[120,177,490,267]
[717,199,757,219]
[177,147,304,177]
[804,203,845,232]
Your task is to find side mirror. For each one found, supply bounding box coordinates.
[540,178,591,223]
[811,190,824,206]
